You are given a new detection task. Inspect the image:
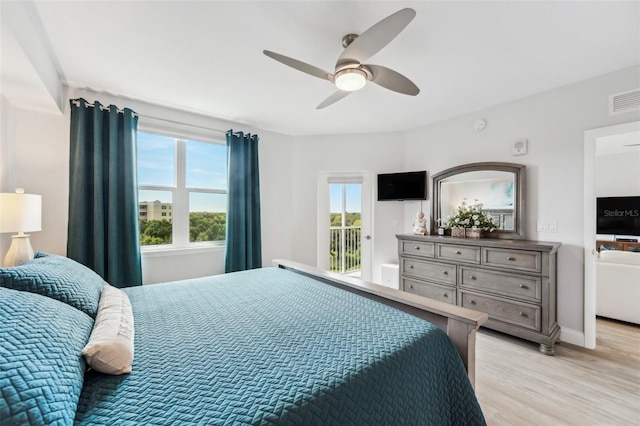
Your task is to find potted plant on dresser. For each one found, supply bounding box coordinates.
[444,198,497,238]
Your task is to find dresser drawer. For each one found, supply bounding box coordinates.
[437,243,481,264]
[400,240,435,258]
[401,258,456,285]
[459,267,542,302]
[460,291,541,331]
[402,278,456,304]
[482,248,542,273]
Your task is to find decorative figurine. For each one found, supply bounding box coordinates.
[413,211,428,235]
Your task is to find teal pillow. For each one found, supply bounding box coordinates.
[0,253,106,318]
[0,286,94,425]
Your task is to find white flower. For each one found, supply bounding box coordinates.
[455,218,460,223]
[475,220,480,226]
[472,214,479,220]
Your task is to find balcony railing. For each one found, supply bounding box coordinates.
[329,226,361,274]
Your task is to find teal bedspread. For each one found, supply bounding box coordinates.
[75,267,485,425]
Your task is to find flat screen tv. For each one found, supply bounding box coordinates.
[596,196,640,236]
[377,171,427,201]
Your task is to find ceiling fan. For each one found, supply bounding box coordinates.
[263,8,420,109]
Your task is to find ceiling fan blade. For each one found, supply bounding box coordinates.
[316,91,352,109]
[365,64,420,96]
[337,8,416,67]
[263,50,332,81]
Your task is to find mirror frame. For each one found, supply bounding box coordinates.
[432,162,526,240]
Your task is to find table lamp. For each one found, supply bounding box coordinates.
[0,188,42,267]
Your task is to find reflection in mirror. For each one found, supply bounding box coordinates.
[440,171,515,231]
[432,162,526,239]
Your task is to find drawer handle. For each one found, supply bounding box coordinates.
[469,299,476,305]
[442,271,448,275]
[519,312,528,318]
[519,284,529,289]
[469,275,476,280]
[414,246,420,250]
[409,265,414,269]
[443,293,448,298]
[455,250,462,255]
[409,284,414,289]
[507,256,516,261]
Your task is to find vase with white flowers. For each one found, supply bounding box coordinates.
[444,199,497,238]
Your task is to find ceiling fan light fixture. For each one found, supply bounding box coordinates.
[264,8,418,107]
[334,69,367,91]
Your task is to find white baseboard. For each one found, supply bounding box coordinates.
[559,327,585,347]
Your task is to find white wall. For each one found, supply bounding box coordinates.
[290,132,407,283]
[0,96,16,256]
[595,151,640,197]
[13,107,68,256]
[0,102,67,257]
[403,65,640,338]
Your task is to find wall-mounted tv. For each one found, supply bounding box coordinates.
[596,196,640,236]
[377,171,427,201]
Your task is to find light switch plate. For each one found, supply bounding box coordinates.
[537,220,558,233]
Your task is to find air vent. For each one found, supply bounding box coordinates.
[609,88,640,115]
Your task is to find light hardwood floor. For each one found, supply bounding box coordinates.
[474,318,640,425]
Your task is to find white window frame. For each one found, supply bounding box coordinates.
[137,128,227,253]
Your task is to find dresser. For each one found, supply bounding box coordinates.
[397,234,561,354]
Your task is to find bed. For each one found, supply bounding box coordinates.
[0,253,487,425]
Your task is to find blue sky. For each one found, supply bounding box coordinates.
[330,183,361,213]
[137,132,227,212]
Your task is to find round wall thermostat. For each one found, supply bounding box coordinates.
[473,119,486,131]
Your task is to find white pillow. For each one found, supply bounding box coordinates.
[82,284,134,374]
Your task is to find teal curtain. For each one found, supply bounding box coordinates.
[225,130,262,273]
[67,98,142,287]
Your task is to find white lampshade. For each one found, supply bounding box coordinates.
[0,191,42,233]
[334,69,367,92]
[0,190,42,267]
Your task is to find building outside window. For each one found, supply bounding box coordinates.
[139,201,172,221]
[137,131,227,247]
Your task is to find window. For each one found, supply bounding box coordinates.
[137,131,227,248]
[329,183,362,274]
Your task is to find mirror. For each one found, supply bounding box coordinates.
[432,162,526,239]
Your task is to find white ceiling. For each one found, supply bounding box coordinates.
[6,1,640,136]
